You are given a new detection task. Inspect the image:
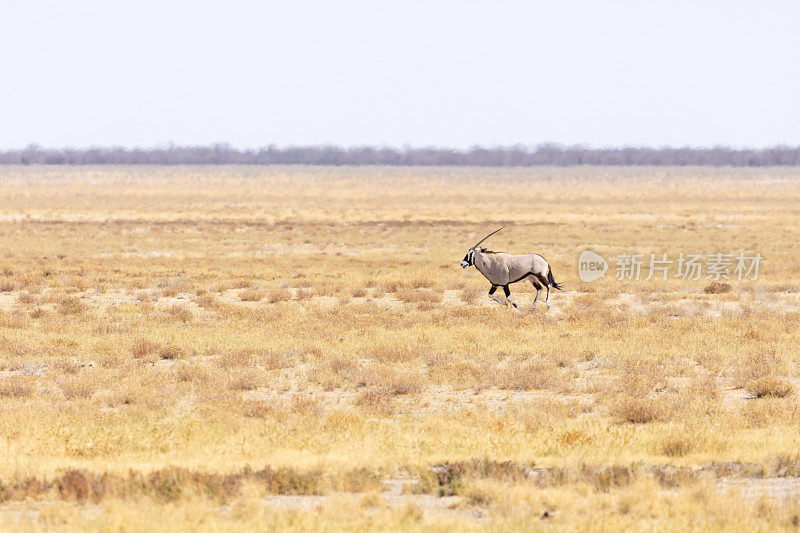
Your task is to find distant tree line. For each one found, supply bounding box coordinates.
[2,143,799,166]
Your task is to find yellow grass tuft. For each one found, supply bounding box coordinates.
[267,288,292,303]
[239,288,265,302]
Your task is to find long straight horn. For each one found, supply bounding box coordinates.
[471,226,505,250]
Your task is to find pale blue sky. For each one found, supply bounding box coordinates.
[2,1,799,149]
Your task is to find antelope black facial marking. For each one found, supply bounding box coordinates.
[460,250,474,268]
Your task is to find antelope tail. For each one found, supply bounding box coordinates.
[547,268,563,291]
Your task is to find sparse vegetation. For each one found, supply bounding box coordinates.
[0,165,797,529]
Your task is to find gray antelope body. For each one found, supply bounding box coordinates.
[460,228,563,310]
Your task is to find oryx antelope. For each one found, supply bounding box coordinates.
[460,227,563,310]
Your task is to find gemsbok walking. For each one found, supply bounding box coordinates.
[460,227,563,310]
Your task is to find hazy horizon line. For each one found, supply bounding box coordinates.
[6,142,800,152]
[3,144,799,167]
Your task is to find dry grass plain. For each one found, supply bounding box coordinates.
[0,165,799,530]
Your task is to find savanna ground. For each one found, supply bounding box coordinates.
[0,165,799,531]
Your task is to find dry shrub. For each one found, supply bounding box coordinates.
[557,429,592,448]
[240,400,273,418]
[131,338,160,358]
[56,470,99,503]
[704,282,731,294]
[168,305,193,323]
[193,294,221,310]
[308,355,358,390]
[159,278,192,297]
[268,288,292,303]
[160,345,187,360]
[225,280,252,291]
[382,281,402,294]
[290,396,321,415]
[30,307,48,319]
[67,278,89,293]
[355,387,395,415]
[176,363,212,383]
[660,435,695,457]
[312,282,338,297]
[746,376,793,398]
[460,288,480,304]
[57,296,86,315]
[616,359,665,397]
[408,278,434,289]
[369,344,417,363]
[308,367,341,391]
[256,465,324,495]
[239,288,265,302]
[418,459,534,497]
[328,468,384,493]
[425,354,484,388]
[686,374,720,401]
[0,310,27,329]
[395,289,442,304]
[58,471,87,501]
[678,374,722,417]
[228,369,264,391]
[61,376,95,399]
[732,351,784,388]
[357,364,426,395]
[105,376,176,409]
[584,465,636,493]
[490,359,559,390]
[0,466,338,504]
[260,350,295,370]
[610,395,670,424]
[0,376,34,398]
[218,349,256,369]
[742,399,800,428]
[16,292,38,305]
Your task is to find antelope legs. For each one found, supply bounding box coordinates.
[489,281,545,311]
[532,288,542,308]
[503,285,521,310]
[488,285,507,306]
[529,277,543,310]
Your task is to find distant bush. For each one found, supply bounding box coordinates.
[239,288,265,302]
[746,376,793,398]
[704,282,732,294]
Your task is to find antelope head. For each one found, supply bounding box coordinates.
[461,227,504,268]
